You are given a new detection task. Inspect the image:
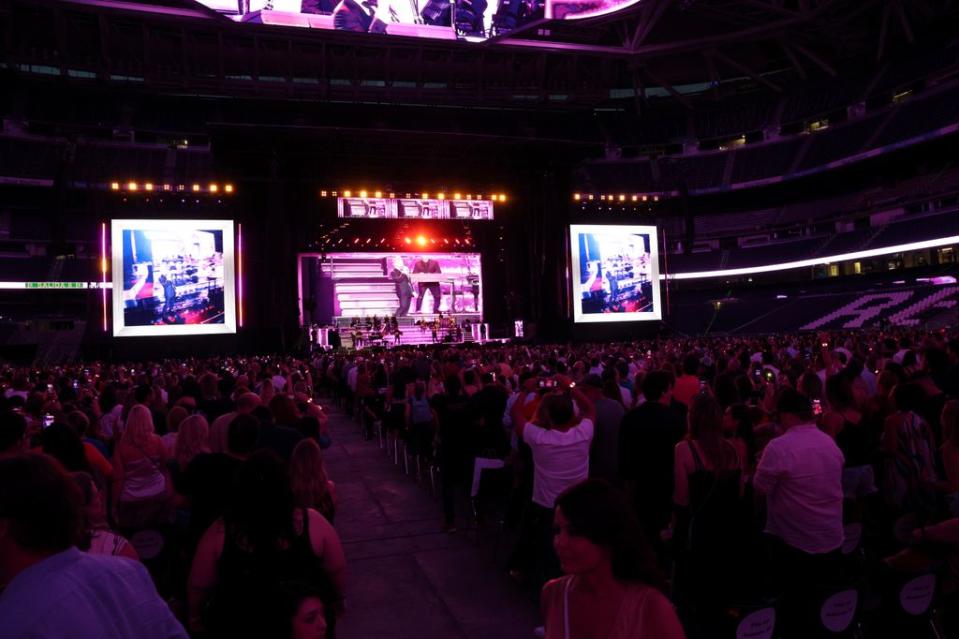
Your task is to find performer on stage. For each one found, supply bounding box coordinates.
[332,0,389,33]
[158,274,178,323]
[413,256,442,314]
[388,257,415,317]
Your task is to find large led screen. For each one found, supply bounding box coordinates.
[299,252,482,324]
[192,0,642,41]
[569,224,661,323]
[111,219,236,337]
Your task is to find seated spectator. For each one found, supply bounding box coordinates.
[209,391,261,454]
[0,454,187,638]
[170,414,210,493]
[182,413,260,544]
[260,395,305,461]
[290,438,338,523]
[188,451,347,638]
[39,423,96,475]
[72,471,139,560]
[65,410,110,459]
[113,405,170,529]
[541,479,684,639]
[162,405,190,457]
[264,581,329,639]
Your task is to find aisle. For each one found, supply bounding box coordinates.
[321,403,540,639]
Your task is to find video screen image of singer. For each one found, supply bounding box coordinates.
[570,224,662,323]
[114,222,234,336]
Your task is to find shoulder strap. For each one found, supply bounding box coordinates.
[688,440,705,471]
[563,577,572,639]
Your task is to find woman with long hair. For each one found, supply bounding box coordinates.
[290,438,338,524]
[113,404,170,529]
[671,393,743,624]
[188,451,346,638]
[542,479,684,639]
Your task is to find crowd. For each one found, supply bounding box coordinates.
[1,328,959,638]
[0,357,342,639]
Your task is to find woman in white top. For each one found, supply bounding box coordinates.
[72,471,139,561]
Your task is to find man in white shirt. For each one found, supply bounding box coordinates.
[508,377,594,585]
[754,388,844,635]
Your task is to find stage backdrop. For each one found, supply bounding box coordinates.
[111,219,236,337]
[569,224,661,323]
[299,252,482,324]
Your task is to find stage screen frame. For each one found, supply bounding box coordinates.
[569,224,662,324]
[111,219,237,337]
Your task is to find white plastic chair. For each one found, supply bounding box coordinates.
[820,589,858,634]
[735,607,775,639]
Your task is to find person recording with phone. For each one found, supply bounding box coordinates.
[508,374,595,586]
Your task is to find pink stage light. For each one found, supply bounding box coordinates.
[237,223,244,328]
[100,222,108,331]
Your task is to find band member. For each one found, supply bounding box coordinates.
[388,257,415,317]
[158,274,178,322]
[333,0,389,32]
[413,256,443,314]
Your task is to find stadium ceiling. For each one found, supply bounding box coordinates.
[1,0,957,108]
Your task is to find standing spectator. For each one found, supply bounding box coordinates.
[170,414,210,492]
[882,382,938,516]
[0,409,27,455]
[672,354,701,408]
[510,377,594,585]
[0,454,187,638]
[432,375,474,531]
[618,371,685,545]
[753,389,844,635]
[162,405,190,456]
[209,392,261,454]
[581,374,625,483]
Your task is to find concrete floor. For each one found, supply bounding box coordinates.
[322,404,540,639]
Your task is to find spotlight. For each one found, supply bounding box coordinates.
[404,237,413,245]
[600,195,606,201]
[344,190,352,197]
[209,183,218,193]
[619,194,626,201]
[192,184,201,192]
[374,191,382,198]
[642,195,648,202]
[438,193,446,200]
[653,195,660,202]
[416,235,427,247]
[573,193,581,201]
[422,192,429,199]
[163,184,172,191]
[588,194,594,200]
[110,182,120,191]
[127,182,138,191]
[454,192,462,200]
[359,190,367,198]
[320,190,328,197]
[144,182,154,191]
[631,195,638,202]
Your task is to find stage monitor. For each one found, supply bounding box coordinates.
[111,219,236,337]
[298,251,482,324]
[569,224,661,323]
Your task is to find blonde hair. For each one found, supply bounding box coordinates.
[122,404,155,448]
[289,438,330,510]
[175,414,210,469]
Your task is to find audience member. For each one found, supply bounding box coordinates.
[290,438,338,523]
[541,480,684,639]
[113,405,170,529]
[0,454,187,638]
[188,451,346,638]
